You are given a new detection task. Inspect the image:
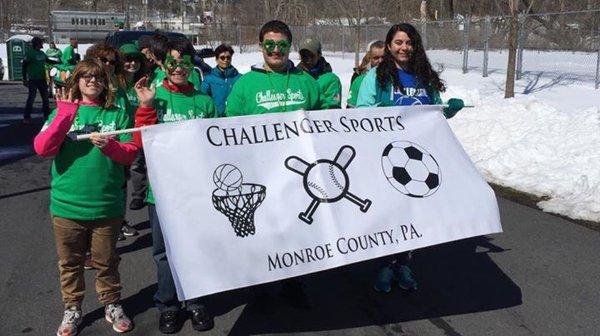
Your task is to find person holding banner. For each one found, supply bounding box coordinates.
[33,59,137,336]
[85,42,139,242]
[356,23,465,293]
[225,20,321,116]
[133,39,216,333]
[224,19,320,309]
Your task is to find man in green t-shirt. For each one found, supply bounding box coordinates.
[296,38,342,109]
[225,19,317,309]
[225,20,320,116]
[61,38,79,65]
[22,36,50,123]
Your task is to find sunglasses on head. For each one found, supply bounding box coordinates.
[262,39,291,54]
[164,54,193,71]
[98,57,116,66]
[218,55,232,61]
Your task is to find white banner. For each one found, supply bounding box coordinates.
[142,105,502,300]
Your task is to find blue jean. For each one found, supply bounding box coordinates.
[24,79,50,119]
[148,204,201,312]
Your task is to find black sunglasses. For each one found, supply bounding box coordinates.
[218,55,232,61]
[98,57,117,66]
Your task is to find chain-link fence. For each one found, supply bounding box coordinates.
[3,10,599,88]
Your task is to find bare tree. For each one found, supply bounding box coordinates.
[504,0,535,98]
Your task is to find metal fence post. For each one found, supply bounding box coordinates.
[422,21,428,49]
[236,24,241,53]
[341,29,345,59]
[462,15,470,74]
[596,44,600,90]
[483,16,490,77]
[516,14,525,80]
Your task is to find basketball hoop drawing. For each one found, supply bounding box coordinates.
[285,145,372,224]
[211,164,266,237]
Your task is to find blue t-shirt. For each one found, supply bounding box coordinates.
[392,69,431,106]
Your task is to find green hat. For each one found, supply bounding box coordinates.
[119,43,143,58]
[299,38,322,55]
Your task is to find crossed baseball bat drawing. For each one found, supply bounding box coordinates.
[285,145,372,224]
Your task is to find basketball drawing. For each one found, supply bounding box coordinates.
[211,164,266,237]
[213,164,243,192]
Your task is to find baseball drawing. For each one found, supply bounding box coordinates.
[285,145,372,224]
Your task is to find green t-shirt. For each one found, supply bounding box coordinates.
[225,66,321,116]
[24,49,46,80]
[316,72,342,109]
[113,85,133,119]
[61,45,75,65]
[347,72,366,108]
[146,85,216,204]
[44,104,132,220]
[126,84,139,111]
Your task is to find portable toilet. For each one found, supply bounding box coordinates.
[6,34,34,81]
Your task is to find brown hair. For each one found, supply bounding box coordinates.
[84,42,127,90]
[67,59,115,109]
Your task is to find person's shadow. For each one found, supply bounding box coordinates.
[227,235,521,334]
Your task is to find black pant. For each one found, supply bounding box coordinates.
[24,79,50,120]
[130,150,148,201]
[148,204,201,312]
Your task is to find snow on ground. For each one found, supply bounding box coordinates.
[2,43,599,222]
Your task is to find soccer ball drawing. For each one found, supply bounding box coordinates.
[211,164,266,237]
[381,141,441,198]
[285,145,372,225]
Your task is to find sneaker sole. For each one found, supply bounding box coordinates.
[105,315,132,333]
[373,285,391,293]
[121,231,137,237]
[398,283,418,291]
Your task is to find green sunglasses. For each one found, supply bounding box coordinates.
[262,39,291,54]
[164,54,193,71]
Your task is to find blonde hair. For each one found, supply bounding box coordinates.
[67,59,115,109]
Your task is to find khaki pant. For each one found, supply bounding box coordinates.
[52,216,122,308]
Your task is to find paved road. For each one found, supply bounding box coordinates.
[1,83,598,336]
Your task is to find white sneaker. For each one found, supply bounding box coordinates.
[56,306,82,336]
[105,302,134,333]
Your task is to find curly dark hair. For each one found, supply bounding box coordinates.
[376,23,445,94]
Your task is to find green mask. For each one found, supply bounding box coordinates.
[262,39,291,54]
[164,54,193,72]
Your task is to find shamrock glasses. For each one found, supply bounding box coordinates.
[262,39,291,54]
[164,54,193,72]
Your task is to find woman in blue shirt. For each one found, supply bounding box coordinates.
[357,23,464,293]
[200,44,241,117]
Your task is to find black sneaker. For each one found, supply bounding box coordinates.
[121,221,138,237]
[129,198,146,210]
[159,310,181,334]
[190,306,214,332]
